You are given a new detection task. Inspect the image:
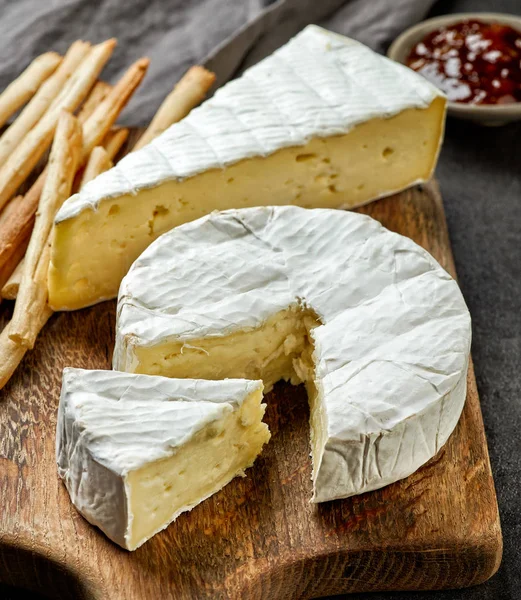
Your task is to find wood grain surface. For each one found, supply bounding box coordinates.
[0,131,502,599]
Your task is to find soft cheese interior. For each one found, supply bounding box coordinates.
[126,387,267,550]
[49,24,446,311]
[56,369,269,550]
[114,206,471,503]
[117,307,328,486]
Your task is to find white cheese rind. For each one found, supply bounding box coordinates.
[114,206,471,502]
[56,368,265,549]
[55,25,442,224]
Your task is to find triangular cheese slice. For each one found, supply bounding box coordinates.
[49,25,445,311]
[56,368,269,550]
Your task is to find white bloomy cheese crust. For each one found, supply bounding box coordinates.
[114,206,471,503]
[56,368,269,550]
[49,25,446,311]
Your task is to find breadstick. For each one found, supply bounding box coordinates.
[77,81,112,124]
[9,112,82,348]
[134,66,215,151]
[80,146,112,188]
[0,218,31,292]
[0,175,43,278]
[0,42,90,167]
[73,59,147,191]
[0,242,52,384]
[0,193,24,228]
[102,126,129,160]
[82,58,149,157]
[0,305,53,389]
[0,193,35,291]
[0,52,62,129]
[0,39,116,212]
[1,257,23,300]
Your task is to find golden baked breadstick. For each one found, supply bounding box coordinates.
[82,58,149,157]
[0,193,35,291]
[134,66,215,151]
[9,112,82,348]
[80,146,112,188]
[0,42,90,167]
[77,81,112,124]
[73,60,148,193]
[0,39,116,212]
[0,175,43,284]
[0,52,62,129]
[0,211,31,293]
[1,257,23,300]
[0,304,52,389]
[102,126,129,160]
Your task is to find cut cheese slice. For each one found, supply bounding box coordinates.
[49,25,446,311]
[114,206,471,503]
[56,368,269,550]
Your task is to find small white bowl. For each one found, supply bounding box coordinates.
[387,12,521,126]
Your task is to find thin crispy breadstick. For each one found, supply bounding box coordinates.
[0,39,116,212]
[75,58,148,191]
[0,217,31,292]
[82,58,149,158]
[0,234,51,388]
[1,257,23,300]
[0,193,24,228]
[102,127,129,160]
[0,193,36,291]
[77,81,112,124]
[0,52,62,129]
[134,66,215,151]
[0,175,43,279]
[0,42,90,168]
[9,112,82,347]
[80,146,112,188]
[0,305,53,389]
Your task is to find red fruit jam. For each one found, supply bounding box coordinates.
[406,19,521,104]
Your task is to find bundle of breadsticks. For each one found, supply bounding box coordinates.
[0,40,215,389]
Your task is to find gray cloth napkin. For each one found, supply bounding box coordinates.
[0,0,435,125]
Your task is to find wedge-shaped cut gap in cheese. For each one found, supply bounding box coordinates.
[56,368,269,550]
[49,25,446,311]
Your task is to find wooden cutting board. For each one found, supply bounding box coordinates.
[0,131,502,599]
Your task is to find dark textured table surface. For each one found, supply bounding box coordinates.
[1,0,520,599]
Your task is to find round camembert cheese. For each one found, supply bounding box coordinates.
[114,206,471,502]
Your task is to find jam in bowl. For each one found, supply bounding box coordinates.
[405,19,521,105]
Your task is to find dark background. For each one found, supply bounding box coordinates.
[1,0,520,598]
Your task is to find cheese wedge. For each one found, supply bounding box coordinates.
[49,25,446,311]
[56,368,269,550]
[114,206,471,503]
